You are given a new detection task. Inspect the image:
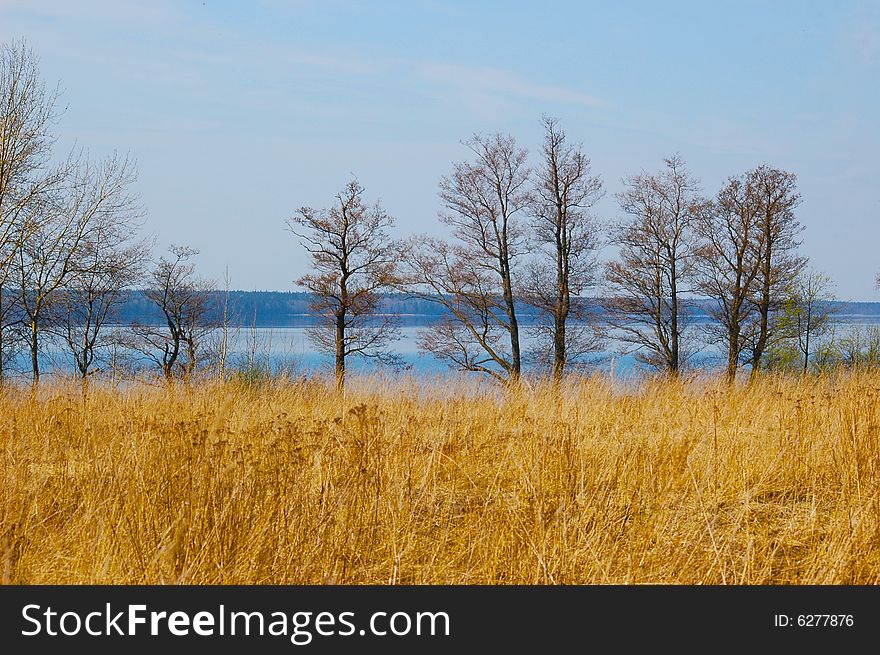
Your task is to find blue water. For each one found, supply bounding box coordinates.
[10,317,880,380]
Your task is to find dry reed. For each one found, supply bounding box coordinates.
[2,372,879,584]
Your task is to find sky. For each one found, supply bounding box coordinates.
[1,0,878,299]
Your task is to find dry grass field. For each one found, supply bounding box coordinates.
[2,372,879,584]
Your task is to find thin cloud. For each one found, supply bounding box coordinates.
[0,0,181,29]
[839,0,880,68]
[165,45,384,77]
[419,62,605,109]
[850,23,880,66]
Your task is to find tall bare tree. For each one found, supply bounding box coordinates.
[604,156,704,375]
[527,116,604,381]
[746,165,804,376]
[131,245,214,381]
[0,39,62,381]
[54,205,148,380]
[404,133,530,383]
[14,153,138,382]
[287,178,401,389]
[694,174,763,382]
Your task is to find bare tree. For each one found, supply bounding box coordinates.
[604,156,704,375]
[405,237,516,382]
[54,205,148,380]
[527,116,604,381]
[694,174,763,382]
[14,153,138,382]
[0,39,62,381]
[131,245,214,381]
[287,178,401,389]
[746,165,804,377]
[404,133,530,383]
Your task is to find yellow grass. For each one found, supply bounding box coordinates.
[2,372,879,584]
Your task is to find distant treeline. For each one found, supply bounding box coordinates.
[113,291,880,328]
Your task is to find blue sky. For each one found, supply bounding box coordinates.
[1,0,878,298]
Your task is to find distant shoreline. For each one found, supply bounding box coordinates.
[112,290,880,328]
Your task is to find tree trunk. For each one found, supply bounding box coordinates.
[553,238,568,384]
[726,326,738,384]
[163,336,179,382]
[553,311,566,383]
[751,219,773,379]
[669,256,680,376]
[30,318,39,383]
[335,309,346,390]
[335,267,349,390]
[501,266,521,382]
[802,304,811,375]
[750,298,770,379]
[163,317,181,382]
[78,322,90,378]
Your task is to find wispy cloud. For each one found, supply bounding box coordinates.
[157,43,385,79]
[0,0,181,30]
[850,22,880,67]
[839,0,880,68]
[419,62,605,110]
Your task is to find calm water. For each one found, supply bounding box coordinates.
[17,316,880,380]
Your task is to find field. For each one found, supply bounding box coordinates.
[2,373,879,584]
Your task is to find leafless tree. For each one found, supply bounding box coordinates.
[131,245,214,381]
[404,133,530,383]
[745,165,804,377]
[54,206,148,380]
[0,39,63,381]
[694,174,763,382]
[604,156,704,375]
[405,236,516,382]
[287,178,401,389]
[526,116,604,381]
[13,153,139,382]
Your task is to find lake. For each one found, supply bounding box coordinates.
[16,315,880,380]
